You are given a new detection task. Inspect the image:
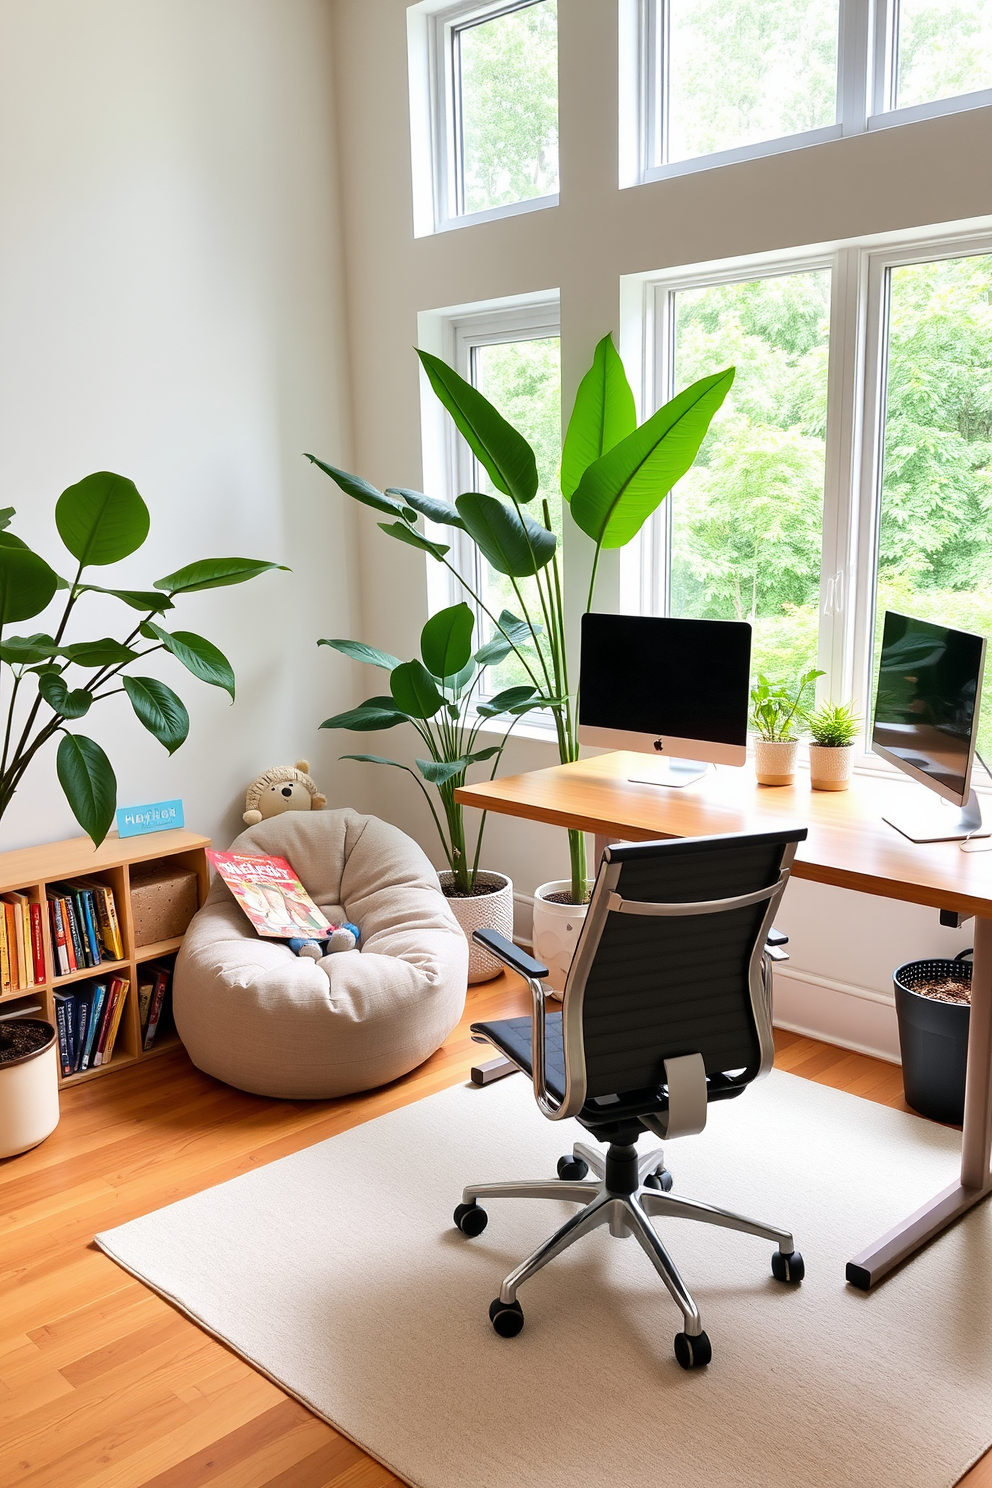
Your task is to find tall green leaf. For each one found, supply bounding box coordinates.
[420,603,474,679]
[143,624,235,700]
[456,494,556,577]
[377,521,449,560]
[475,685,537,718]
[571,367,735,548]
[560,335,637,498]
[38,673,92,718]
[321,697,410,731]
[474,610,539,666]
[385,488,466,530]
[61,639,138,667]
[305,455,417,520]
[154,558,288,595]
[78,584,174,612]
[55,472,150,566]
[318,638,401,671]
[122,676,190,754]
[56,733,117,845]
[0,544,60,625]
[0,633,59,665]
[417,350,538,503]
[390,660,444,719]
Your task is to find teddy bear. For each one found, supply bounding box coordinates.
[243,760,327,827]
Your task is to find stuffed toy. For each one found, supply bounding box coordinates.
[287,923,361,959]
[243,760,326,826]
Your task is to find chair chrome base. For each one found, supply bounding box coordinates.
[461,1141,798,1348]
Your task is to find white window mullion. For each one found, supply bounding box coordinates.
[837,0,872,135]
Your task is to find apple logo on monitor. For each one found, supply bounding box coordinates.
[653,739,664,752]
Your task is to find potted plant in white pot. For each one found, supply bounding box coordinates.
[805,700,860,790]
[309,335,734,985]
[750,668,823,785]
[319,603,538,983]
[0,1017,59,1158]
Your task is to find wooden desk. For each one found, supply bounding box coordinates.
[457,752,992,1288]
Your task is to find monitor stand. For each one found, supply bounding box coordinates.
[883,787,991,844]
[628,758,710,789]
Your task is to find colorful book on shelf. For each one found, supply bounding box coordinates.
[30,903,45,985]
[0,903,10,993]
[47,894,70,976]
[80,982,108,1070]
[137,976,154,1038]
[98,977,129,1066]
[142,966,171,1050]
[72,885,102,966]
[2,897,24,989]
[52,991,75,1076]
[78,879,123,961]
[74,993,91,1074]
[61,893,83,971]
[206,851,332,939]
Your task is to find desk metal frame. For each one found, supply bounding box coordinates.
[457,754,992,1288]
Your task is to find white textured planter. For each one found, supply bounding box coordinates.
[532,880,594,996]
[0,1020,60,1159]
[809,742,857,791]
[753,738,800,786]
[439,870,513,984]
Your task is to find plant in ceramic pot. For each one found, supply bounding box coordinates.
[0,473,286,845]
[750,668,823,786]
[308,336,734,913]
[805,700,861,791]
[0,1018,59,1158]
[318,603,538,983]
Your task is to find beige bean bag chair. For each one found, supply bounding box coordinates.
[174,810,468,1099]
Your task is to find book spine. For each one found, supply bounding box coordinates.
[50,898,69,976]
[137,980,154,1037]
[30,903,45,985]
[9,901,26,990]
[19,898,32,983]
[72,893,92,968]
[101,979,129,1065]
[62,898,81,972]
[80,891,101,966]
[81,983,107,1070]
[103,888,124,961]
[143,970,169,1050]
[93,886,120,961]
[0,905,9,993]
[53,994,73,1077]
[94,981,121,1065]
[74,997,89,1074]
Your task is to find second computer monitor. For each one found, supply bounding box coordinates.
[578,613,751,784]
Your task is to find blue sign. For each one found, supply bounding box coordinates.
[116,799,185,837]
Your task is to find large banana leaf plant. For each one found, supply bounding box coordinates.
[319,602,537,893]
[308,335,734,902]
[0,471,286,845]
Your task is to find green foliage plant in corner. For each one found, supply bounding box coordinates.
[319,602,538,894]
[0,471,287,845]
[307,335,734,903]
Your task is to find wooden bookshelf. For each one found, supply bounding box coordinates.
[0,828,209,1085]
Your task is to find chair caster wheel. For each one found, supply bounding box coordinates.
[644,1168,674,1192]
[674,1330,712,1369]
[557,1154,589,1181]
[771,1249,804,1283]
[489,1297,524,1337]
[453,1201,488,1237]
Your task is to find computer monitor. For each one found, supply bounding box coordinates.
[578,613,751,787]
[872,610,988,842]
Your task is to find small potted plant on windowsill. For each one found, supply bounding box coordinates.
[750,668,823,786]
[805,700,861,791]
[319,603,537,984]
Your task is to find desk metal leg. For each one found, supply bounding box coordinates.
[846,915,992,1289]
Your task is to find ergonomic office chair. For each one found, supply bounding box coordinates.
[453,828,808,1370]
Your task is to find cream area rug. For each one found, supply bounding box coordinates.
[96,1070,992,1488]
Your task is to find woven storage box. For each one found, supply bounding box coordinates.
[130,863,199,946]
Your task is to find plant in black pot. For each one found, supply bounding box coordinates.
[893,949,972,1125]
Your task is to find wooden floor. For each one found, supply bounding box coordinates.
[1,973,989,1488]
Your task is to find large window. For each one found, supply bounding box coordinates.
[635,0,992,183]
[410,0,559,234]
[633,227,992,758]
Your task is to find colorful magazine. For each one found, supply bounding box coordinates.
[207,851,333,938]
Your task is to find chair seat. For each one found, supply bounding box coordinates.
[472,1014,567,1100]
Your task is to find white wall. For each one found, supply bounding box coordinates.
[0,0,356,853]
[328,0,989,1058]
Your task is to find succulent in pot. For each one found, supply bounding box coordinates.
[805,700,861,791]
[750,668,823,786]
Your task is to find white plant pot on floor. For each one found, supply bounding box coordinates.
[0,1019,60,1159]
[532,880,594,996]
[438,870,513,984]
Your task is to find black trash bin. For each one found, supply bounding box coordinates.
[893,949,972,1125]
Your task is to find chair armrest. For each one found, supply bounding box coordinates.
[472,928,549,980]
[766,927,789,946]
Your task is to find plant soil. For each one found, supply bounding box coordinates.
[443,881,504,899]
[542,890,592,906]
[915,977,971,1006]
[0,1019,51,1064]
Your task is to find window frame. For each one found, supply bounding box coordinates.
[409,0,560,237]
[622,219,992,773]
[629,0,992,188]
